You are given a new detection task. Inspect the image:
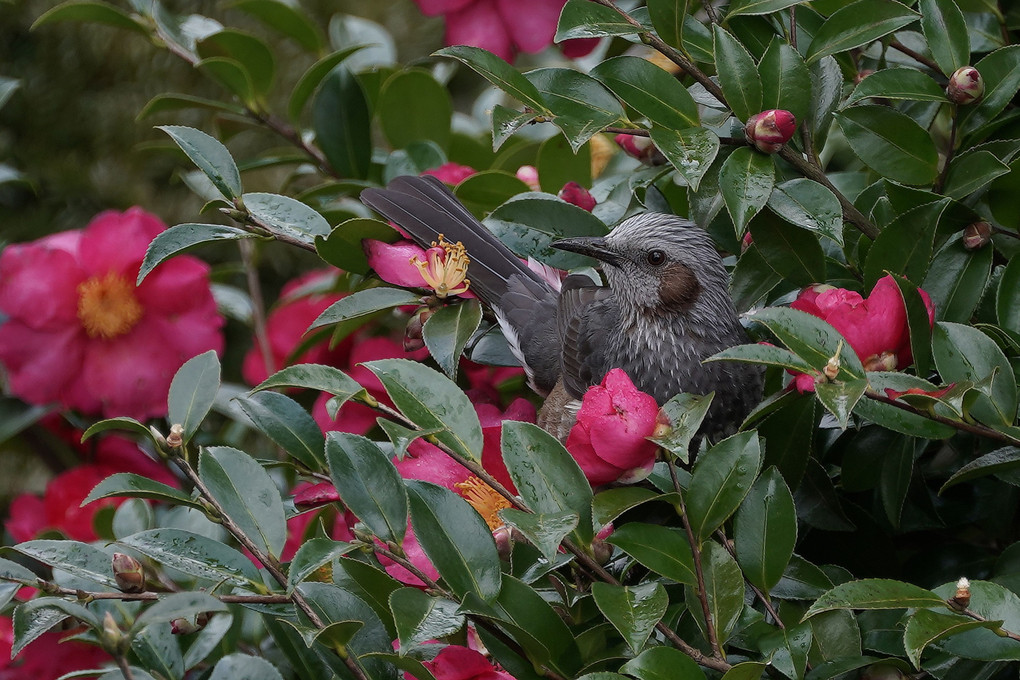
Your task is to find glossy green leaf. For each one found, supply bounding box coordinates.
[607,522,697,585]
[592,582,667,654]
[805,0,919,63]
[619,646,707,680]
[804,579,944,618]
[591,56,699,130]
[749,211,827,286]
[501,421,594,544]
[932,579,1020,661]
[592,487,679,526]
[815,378,868,430]
[133,592,229,634]
[158,125,242,200]
[435,46,550,115]
[525,68,625,151]
[686,431,763,543]
[406,480,501,600]
[379,69,453,150]
[997,255,1020,334]
[940,446,1020,492]
[649,126,719,192]
[759,38,812,123]
[210,654,283,680]
[120,528,262,586]
[243,191,330,244]
[854,373,956,438]
[730,0,805,15]
[919,0,970,75]
[498,509,578,564]
[863,198,947,288]
[879,436,913,527]
[422,299,482,381]
[197,56,256,105]
[10,540,114,588]
[131,625,183,680]
[554,0,640,40]
[83,472,204,511]
[729,243,782,312]
[138,223,257,284]
[758,394,817,490]
[287,538,355,593]
[734,466,797,591]
[233,0,322,52]
[720,147,775,235]
[922,236,992,323]
[767,178,844,245]
[904,609,998,669]
[932,321,1017,425]
[297,582,393,673]
[845,68,948,107]
[708,343,816,374]
[12,598,98,657]
[316,217,398,275]
[747,306,866,377]
[713,25,762,121]
[651,392,714,463]
[313,65,371,179]
[834,106,938,186]
[312,288,424,330]
[721,663,768,680]
[198,29,274,96]
[808,56,842,147]
[288,46,367,121]
[253,363,367,402]
[32,0,148,33]
[891,274,934,377]
[943,150,1011,199]
[199,446,287,558]
[168,349,220,444]
[685,540,745,643]
[236,391,325,471]
[363,359,483,462]
[390,588,465,650]
[326,432,407,544]
[646,0,687,50]
[0,557,39,585]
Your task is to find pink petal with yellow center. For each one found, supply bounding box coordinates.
[364,239,429,288]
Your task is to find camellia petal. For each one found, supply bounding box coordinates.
[412,0,475,15]
[0,242,84,331]
[364,239,430,289]
[497,0,563,54]
[78,207,165,277]
[445,0,515,62]
[0,322,84,407]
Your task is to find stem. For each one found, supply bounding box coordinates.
[778,146,880,240]
[18,581,296,604]
[992,225,1020,241]
[239,239,275,381]
[864,390,1020,446]
[957,605,1020,642]
[249,111,335,177]
[889,40,943,74]
[933,105,958,194]
[702,0,721,25]
[115,654,136,680]
[789,6,798,50]
[715,530,785,628]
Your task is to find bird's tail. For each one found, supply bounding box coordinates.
[360,175,545,304]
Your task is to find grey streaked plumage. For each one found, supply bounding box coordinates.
[360,175,761,444]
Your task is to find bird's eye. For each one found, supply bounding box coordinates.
[646,249,667,266]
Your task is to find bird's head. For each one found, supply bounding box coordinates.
[552,213,735,322]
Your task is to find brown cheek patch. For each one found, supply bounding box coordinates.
[658,262,701,311]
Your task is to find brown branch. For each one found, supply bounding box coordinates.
[864,390,1020,446]
[248,111,335,177]
[957,604,1020,642]
[778,146,880,240]
[889,40,944,74]
[115,654,137,680]
[239,240,276,381]
[20,581,294,604]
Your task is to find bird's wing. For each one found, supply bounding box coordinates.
[557,274,618,399]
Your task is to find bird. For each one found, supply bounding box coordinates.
[360,174,762,444]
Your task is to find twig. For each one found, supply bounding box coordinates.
[889,40,943,74]
[957,604,1020,642]
[715,530,785,628]
[115,654,136,680]
[864,390,1020,446]
[19,581,295,604]
[249,111,335,177]
[992,225,1020,241]
[778,146,880,240]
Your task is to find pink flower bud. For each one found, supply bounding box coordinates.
[293,482,341,509]
[947,67,984,105]
[557,182,596,211]
[515,165,540,191]
[422,162,476,185]
[112,552,146,593]
[741,231,753,253]
[170,614,207,635]
[614,133,655,161]
[744,109,797,153]
[962,221,992,250]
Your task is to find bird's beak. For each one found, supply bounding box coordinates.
[551,236,623,267]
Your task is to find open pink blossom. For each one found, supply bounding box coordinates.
[565,368,659,486]
[242,269,350,386]
[791,274,934,372]
[0,208,223,420]
[411,644,516,680]
[477,397,536,494]
[414,0,596,63]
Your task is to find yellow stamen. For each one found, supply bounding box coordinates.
[410,234,471,298]
[456,475,511,531]
[77,272,144,339]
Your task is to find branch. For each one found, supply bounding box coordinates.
[21,581,294,604]
[864,390,1020,446]
[889,40,943,74]
[778,146,880,239]
[957,604,1020,642]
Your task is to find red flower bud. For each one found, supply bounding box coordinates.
[614,133,655,161]
[962,221,992,250]
[744,109,797,153]
[947,66,984,105]
[558,182,597,212]
[112,552,146,593]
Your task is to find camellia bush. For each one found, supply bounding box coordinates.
[2,0,1020,678]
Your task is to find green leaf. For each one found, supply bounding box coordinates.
[932,579,1020,661]
[288,46,367,121]
[940,446,1020,492]
[808,56,843,148]
[593,487,677,526]
[879,435,913,527]
[619,646,707,680]
[422,299,482,381]
[734,466,797,592]
[889,274,933,377]
[312,288,424,330]
[80,417,153,446]
[720,147,775,235]
[803,579,944,618]
[525,68,625,151]
[0,557,38,585]
[922,236,992,324]
[607,522,697,585]
[686,431,764,543]
[233,0,323,53]
[854,373,956,439]
[12,598,98,657]
[287,538,356,593]
[749,211,827,286]
[158,125,242,200]
[646,0,687,50]
[759,38,812,123]
[815,378,868,430]
[138,92,246,119]
[32,0,148,34]
[501,421,594,544]
[960,45,1020,136]
[390,588,465,650]
[483,194,608,271]
[942,150,1011,199]
[767,178,844,245]
[167,349,220,444]
[863,198,947,288]
[133,592,229,635]
[590,56,699,130]
[120,528,263,586]
[834,106,939,186]
[997,255,1020,334]
[196,56,256,105]
[297,582,393,672]
[11,541,117,588]
[591,582,668,654]
[313,65,371,179]
[805,0,919,64]
[651,392,714,463]
[713,25,762,121]
[131,625,184,680]
[210,654,283,680]
[199,446,287,559]
[326,432,407,544]
[708,343,816,374]
[406,480,501,600]
[198,29,275,96]
[316,217,398,275]
[721,663,768,680]
[845,68,949,107]
[379,69,453,151]
[554,0,641,40]
[903,609,998,669]
[649,126,720,192]
[138,223,257,284]
[243,191,330,244]
[685,541,745,643]
[363,359,484,462]
[747,306,866,377]
[932,321,1017,426]
[729,0,805,15]
[919,0,971,76]
[235,391,326,471]
[83,473,204,511]
[498,509,578,564]
[253,364,367,403]
[434,46,550,116]
[730,243,782,313]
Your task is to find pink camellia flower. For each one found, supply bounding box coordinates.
[0,208,223,420]
[364,236,474,299]
[744,109,797,153]
[414,0,597,63]
[242,269,350,386]
[565,368,659,487]
[792,274,935,374]
[477,397,536,494]
[411,644,516,680]
[0,616,110,679]
[558,182,597,211]
[423,162,477,185]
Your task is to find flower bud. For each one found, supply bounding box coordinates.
[102,611,125,654]
[949,576,971,610]
[170,613,210,635]
[492,524,513,561]
[515,165,540,191]
[404,305,434,352]
[741,231,754,253]
[962,221,992,250]
[112,552,146,593]
[558,182,597,212]
[744,109,797,153]
[166,423,184,448]
[614,133,661,164]
[863,350,898,372]
[947,66,984,105]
